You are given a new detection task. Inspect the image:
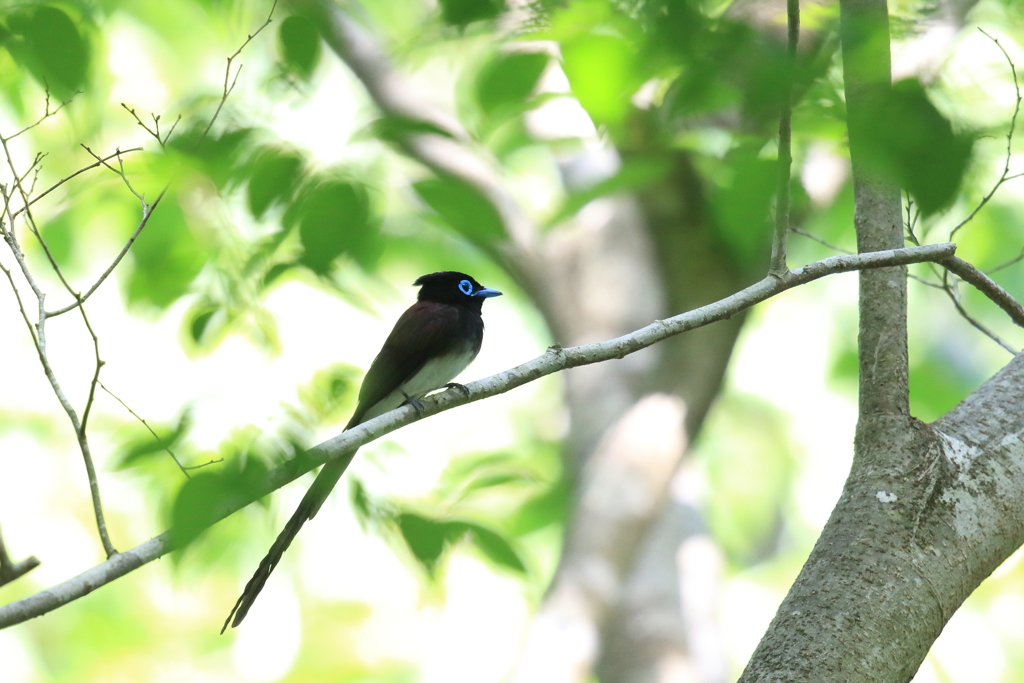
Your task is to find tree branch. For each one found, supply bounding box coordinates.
[1,130,118,559]
[0,525,40,589]
[0,243,958,629]
[770,0,799,275]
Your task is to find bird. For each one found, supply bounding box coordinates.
[221,271,502,632]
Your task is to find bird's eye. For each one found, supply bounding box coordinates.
[458,279,474,295]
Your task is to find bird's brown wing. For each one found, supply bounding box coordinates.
[346,300,464,428]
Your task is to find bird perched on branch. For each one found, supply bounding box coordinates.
[222,271,502,631]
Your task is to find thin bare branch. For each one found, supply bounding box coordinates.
[46,187,166,317]
[80,144,145,201]
[120,104,182,147]
[202,0,279,138]
[948,278,1016,353]
[0,242,959,629]
[99,382,191,478]
[950,29,1022,241]
[14,148,144,219]
[0,525,40,589]
[1,117,117,558]
[770,0,800,276]
[940,254,1024,329]
[1,134,78,296]
[0,257,39,347]
[4,90,78,142]
[987,246,1024,274]
[790,226,853,254]
[184,458,225,471]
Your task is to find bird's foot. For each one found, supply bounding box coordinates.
[444,382,470,396]
[401,392,425,414]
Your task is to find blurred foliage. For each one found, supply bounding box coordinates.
[278,15,322,81]
[695,394,796,567]
[3,0,1024,681]
[855,79,975,214]
[348,440,564,583]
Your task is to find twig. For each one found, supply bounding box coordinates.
[120,104,181,147]
[1,118,117,559]
[80,144,145,200]
[0,242,963,629]
[184,458,225,471]
[46,186,165,317]
[790,226,852,254]
[99,382,191,478]
[904,172,1024,351]
[201,0,279,138]
[0,525,40,589]
[0,3,277,566]
[940,270,1016,353]
[0,258,39,347]
[987,246,1024,274]
[940,254,1024,329]
[770,0,800,276]
[12,147,143,220]
[1,134,78,297]
[949,30,1022,241]
[6,89,78,141]
[902,195,946,289]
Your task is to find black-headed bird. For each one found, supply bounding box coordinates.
[222,271,502,631]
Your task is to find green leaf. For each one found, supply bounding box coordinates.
[413,177,506,243]
[290,177,378,274]
[505,481,570,535]
[247,147,305,219]
[349,478,374,530]
[558,17,642,129]
[278,15,321,79]
[262,262,295,288]
[125,195,207,309]
[39,211,78,273]
[397,512,452,573]
[169,127,255,189]
[476,51,549,116]
[368,115,456,145]
[112,409,193,470]
[169,457,269,550]
[438,0,504,26]
[855,79,973,215]
[6,7,89,97]
[709,142,776,271]
[187,300,219,345]
[462,522,527,574]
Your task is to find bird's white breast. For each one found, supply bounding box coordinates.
[359,343,479,423]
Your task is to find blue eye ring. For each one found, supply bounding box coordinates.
[458,279,473,295]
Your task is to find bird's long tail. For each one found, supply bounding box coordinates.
[221,455,350,632]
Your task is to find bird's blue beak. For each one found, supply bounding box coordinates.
[474,287,502,298]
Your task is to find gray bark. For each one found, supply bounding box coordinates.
[738,354,1024,681]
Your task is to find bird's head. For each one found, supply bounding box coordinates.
[414,271,502,312]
